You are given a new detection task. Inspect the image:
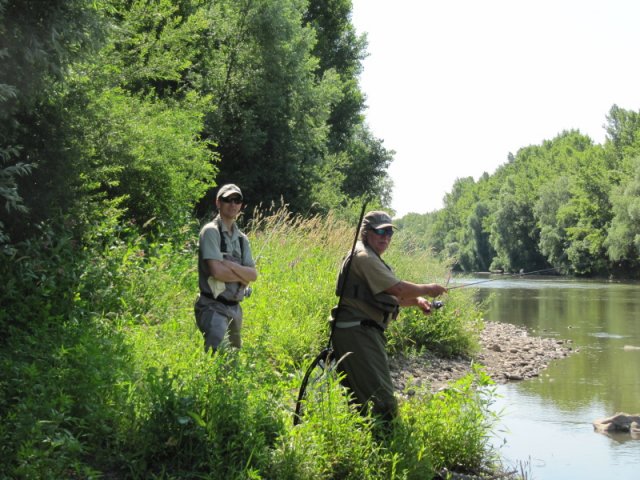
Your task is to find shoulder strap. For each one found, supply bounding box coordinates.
[216,217,227,253]
[216,216,245,258]
[336,250,398,318]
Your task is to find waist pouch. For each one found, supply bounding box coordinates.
[200,291,239,306]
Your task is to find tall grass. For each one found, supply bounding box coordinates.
[0,207,503,479]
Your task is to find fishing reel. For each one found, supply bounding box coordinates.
[432,300,444,309]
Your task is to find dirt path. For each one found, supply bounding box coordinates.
[389,321,575,394]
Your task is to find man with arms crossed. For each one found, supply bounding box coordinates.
[194,184,257,353]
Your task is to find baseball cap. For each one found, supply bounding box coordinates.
[216,184,243,200]
[362,211,395,230]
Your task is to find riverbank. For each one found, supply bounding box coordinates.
[390,321,575,394]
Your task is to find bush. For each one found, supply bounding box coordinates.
[393,365,499,475]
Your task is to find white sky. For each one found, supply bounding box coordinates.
[350,0,640,217]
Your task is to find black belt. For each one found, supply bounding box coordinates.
[200,291,238,306]
[360,320,385,332]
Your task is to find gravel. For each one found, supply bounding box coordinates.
[389,321,575,394]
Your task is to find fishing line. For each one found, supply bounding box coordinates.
[447,267,558,289]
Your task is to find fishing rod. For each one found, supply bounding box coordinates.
[447,267,558,290]
[293,199,368,426]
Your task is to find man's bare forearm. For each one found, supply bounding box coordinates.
[386,280,446,300]
[223,260,257,284]
[208,259,257,284]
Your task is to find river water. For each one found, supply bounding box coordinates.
[458,275,640,479]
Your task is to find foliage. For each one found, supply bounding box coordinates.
[606,156,640,270]
[98,0,210,96]
[0,0,102,242]
[398,117,640,279]
[384,239,483,357]
[489,174,547,272]
[1,208,500,479]
[605,104,640,162]
[392,366,499,475]
[1,0,393,257]
[70,85,217,228]
[534,176,573,273]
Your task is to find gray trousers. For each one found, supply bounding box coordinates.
[194,295,243,352]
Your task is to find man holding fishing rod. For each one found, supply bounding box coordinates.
[331,210,447,427]
[194,184,257,353]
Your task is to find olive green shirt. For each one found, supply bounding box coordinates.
[337,241,400,326]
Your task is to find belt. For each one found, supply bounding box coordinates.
[360,320,385,332]
[335,319,385,332]
[200,291,239,306]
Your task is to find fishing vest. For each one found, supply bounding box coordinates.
[335,247,400,325]
[210,218,248,303]
[218,217,245,260]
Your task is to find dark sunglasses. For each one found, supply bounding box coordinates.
[220,196,243,205]
[371,227,394,237]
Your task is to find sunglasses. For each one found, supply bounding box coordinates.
[220,196,243,205]
[371,227,394,237]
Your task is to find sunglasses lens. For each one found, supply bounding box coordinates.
[373,228,393,237]
[222,197,243,204]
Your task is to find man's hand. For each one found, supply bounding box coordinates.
[426,283,447,297]
[416,296,432,315]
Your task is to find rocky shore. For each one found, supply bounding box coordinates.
[389,321,575,394]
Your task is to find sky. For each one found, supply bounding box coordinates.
[350,0,640,217]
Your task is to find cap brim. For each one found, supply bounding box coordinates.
[373,223,395,229]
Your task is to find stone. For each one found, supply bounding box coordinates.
[388,320,574,395]
[593,413,640,434]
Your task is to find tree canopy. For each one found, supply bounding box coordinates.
[0,0,392,249]
[398,109,640,278]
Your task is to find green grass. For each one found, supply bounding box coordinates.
[0,207,503,479]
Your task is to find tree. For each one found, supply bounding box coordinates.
[606,157,640,269]
[535,176,572,273]
[69,0,217,228]
[193,0,342,213]
[0,0,102,242]
[304,0,367,150]
[489,175,547,272]
[560,149,613,275]
[605,105,640,162]
[304,0,392,208]
[466,201,493,271]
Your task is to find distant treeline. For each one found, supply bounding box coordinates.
[0,0,391,249]
[396,107,640,278]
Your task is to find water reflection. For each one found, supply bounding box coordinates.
[464,276,640,479]
[492,385,640,480]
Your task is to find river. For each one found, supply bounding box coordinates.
[460,275,640,479]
